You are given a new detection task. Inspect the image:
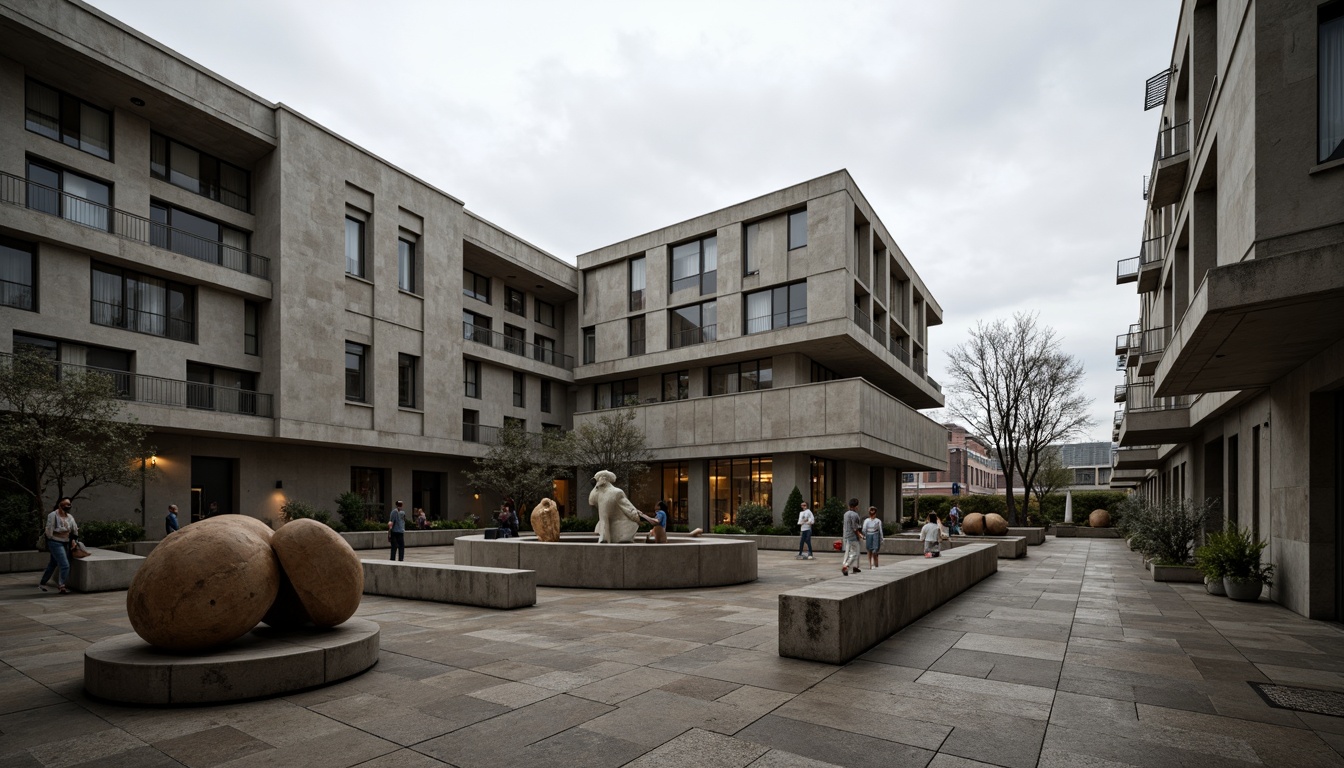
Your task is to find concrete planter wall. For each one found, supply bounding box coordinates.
[340,528,484,550]
[705,532,1027,559]
[1053,526,1121,538]
[1150,564,1203,583]
[455,534,756,589]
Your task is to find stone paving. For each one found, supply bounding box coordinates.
[1,538,1342,767]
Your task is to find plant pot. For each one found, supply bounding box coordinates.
[1205,576,1226,596]
[1223,576,1263,601]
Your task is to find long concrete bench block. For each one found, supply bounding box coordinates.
[68,548,145,592]
[778,542,998,665]
[1006,527,1046,545]
[360,559,535,609]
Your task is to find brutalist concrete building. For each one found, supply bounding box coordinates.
[1112,0,1344,619]
[0,0,947,533]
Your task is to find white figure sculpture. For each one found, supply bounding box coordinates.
[589,470,642,543]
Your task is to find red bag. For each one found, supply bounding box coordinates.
[832,540,843,551]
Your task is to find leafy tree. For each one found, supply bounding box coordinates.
[946,313,1091,525]
[1032,447,1074,508]
[0,348,152,525]
[557,408,651,490]
[783,486,804,527]
[462,420,569,513]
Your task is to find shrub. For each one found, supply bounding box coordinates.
[1194,522,1235,580]
[783,487,804,527]
[335,492,369,524]
[560,516,597,533]
[1223,525,1274,585]
[815,497,847,536]
[759,525,793,536]
[0,494,39,551]
[712,524,745,535]
[281,500,345,531]
[429,519,478,530]
[735,503,774,534]
[351,518,387,532]
[78,519,146,547]
[882,522,898,536]
[1128,497,1216,565]
[669,524,690,533]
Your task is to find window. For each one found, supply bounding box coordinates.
[91,264,194,341]
[594,378,640,410]
[629,256,646,310]
[743,222,760,275]
[670,235,717,294]
[244,302,259,355]
[541,379,552,413]
[788,209,808,250]
[463,310,491,344]
[345,342,367,402]
[709,456,772,525]
[1074,469,1096,486]
[504,324,526,356]
[1322,2,1344,162]
[534,334,557,365]
[345,216,365,277]
[628,315,646,356]
[464,270,490,303]
[811,457,836,510]
[662,370,689,402]
[150,132,249,211]
[0,236,36,311]
[513,372,526,408]
[582,326,595,365]
[464,359,481,398]
[186,362,258,414]
[462,409,480,442]
[709,359,772,395]
[398,236,416,293]
[536,299,555,327]
[745,282,807,334]
[811,361,838,382]
[398,354,418,408]
[26,160,110,231]
[14,333,133,397]
[151,201,250,271]
[668,300,716,348]
[506,287,526,316]
[350,467,386,518]
[25,79,111,160]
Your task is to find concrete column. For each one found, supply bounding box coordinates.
[881,467,900,526]
[772,453,810,526]
[688,459,708,531]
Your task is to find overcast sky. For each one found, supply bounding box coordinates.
[89,0,1178,443]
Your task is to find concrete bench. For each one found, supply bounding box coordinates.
[1007,527,1046,545]
[1053,526,1121,538]
[360,559,535,609]
[68,548,145,592]
[893,533,1028,559]
[704,532,1026,559]
[778,541,998,665]
[342,528,484,551]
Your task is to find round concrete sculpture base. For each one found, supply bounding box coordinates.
[454,533,756,589]
[84,618,379,705]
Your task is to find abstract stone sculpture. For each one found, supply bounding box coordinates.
[985,513,1009,536]
[269,518,363,626]
[531,498,560,542]
[127,516,280,650]
[961,513,985,535]
[589,470,641,543]
[1089,509,1111,528]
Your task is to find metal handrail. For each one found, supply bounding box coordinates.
[1140,326,1169,355]
[1142,175,1150,201]
[1114,384,1128,401]
[0,352,271,416]
[1141,235,1165,265]
[91,298,194,342]
[1116,256,1140,281]
[1113,410,1124,427]
[1154,121,1191,162]
[0,171,270,280]
[460,422,547,448]
[462,322,574,369]
[1,277,34,311]
[669,324,716,348]
[1126,381,1192,413]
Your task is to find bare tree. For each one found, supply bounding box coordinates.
[557,408,652,491]
[946,313,1092,524]
[1032,446,1074,508]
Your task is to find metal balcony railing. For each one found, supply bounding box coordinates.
[460,422,548,448]
[1141,235,1165,266]
[1113,409,1124,428]
[1115,354,1126,371]
[853,305,872,335]
[92,299,194,342]
[669,324,716,349]
[1126,381,1193,413]
[1,277,34,311]
[1116,256,1140,282]
[1139,326,1169,356]
[1114,384,1128,402]
[462,323,574,369]
[1142,175,1150,201]
[0,353,271,416]
[0,172,270,280]
[1154,121,1191,162]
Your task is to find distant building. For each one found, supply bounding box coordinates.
[902,423,1004,497]
[1056,442,1114,491]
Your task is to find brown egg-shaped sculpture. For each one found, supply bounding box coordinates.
[127,516,280,650]
[270,518,363,627]
[985,513,1009,536]
[962,513,985,535]
[260,569,311,628]
[1089,509,1111,528]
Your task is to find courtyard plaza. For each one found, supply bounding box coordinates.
[0,539,1341,768]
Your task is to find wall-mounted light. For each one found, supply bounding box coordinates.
[275,480,283,489]
[130,96,145,107]
[473,492,480,500]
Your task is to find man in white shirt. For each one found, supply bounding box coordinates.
[841,498,863,575]
[796,501,815,560]
[920,512,943,558]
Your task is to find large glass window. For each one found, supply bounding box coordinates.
[709,456,773,525]
[91,263,194,341]
[594,378,639,410]
[810,456,836,510]
[26,160,110,231]
[398,236,416,293]
[811,360,839,382]
[743,222,760,275]
[582,326,595,364]
[462,409,480,442]
[513,372,526,407]
[634,461,689,527]
[463,310,491,344]
[709,359,772,395]
[629,256,646,310]
[244,301,259,355]
[464,359,480,398]
[504,324,526,356]
[1322,2,1344,162]
[534,334,557,365]
[345,216,365,277]
[541,379,552,413]
[345,341,367,402]
[628,315,646,356]
[398,354,418,408]
[25,79,111,160]
[662,370,689,402]
[464,270,490,303]
[668,300,716,349]
[186,362,258,414]
[788,209,808,250]
[151,201,250,271]
[536,299,555,327]
[506,287,526,316]
[0,236,36,311]
[670,235,717,294]
[150,132,250,211]
[350,467,386,519]
[745,282,807,334]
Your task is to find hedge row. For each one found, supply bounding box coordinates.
[902,491,1129,525]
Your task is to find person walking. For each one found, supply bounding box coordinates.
[796,501,815,560]
[841,498,863,576]
[920,512,943,558]
[39,497,78,593]
[948,503,961,536]
[862,506,883,569]
[165,504,180,536]
[388,500,407,561]
[415,507,428,530]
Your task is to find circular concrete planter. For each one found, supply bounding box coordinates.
[84,618,379,705]
[453,533,756,589]
[1205,576,1226,596]
[1223,576,1264,601]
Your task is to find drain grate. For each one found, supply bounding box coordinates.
[1249,682,1344,718]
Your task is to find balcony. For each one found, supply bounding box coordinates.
[463,323,574,370]
[854,306,940,393]
[1110,468,1148,488]
[1113,445,1161,470]
[1114,384,1128,403]
[1148,121,1190,209]
[1137,326,1168,376]
[1137,235,1164,293]
[669,324,716,349]
[460,422,549,448]
[1115,323,1140,364]
[1119,382,1194,446]
[0,172,270,280]
[1116,256,1139,285]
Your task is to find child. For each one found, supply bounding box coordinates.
[920,512,942,558]
[862,507,883,568]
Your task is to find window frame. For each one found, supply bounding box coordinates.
[398,353,419,409]
[743,221,760,275]
[787,209,808,250]
[540,379,552,413]
[629,255,646,310]
[462,409,480,442]
[244,301,259,355]
[397,235,417,293]
[709,358,773,396]
[345,341,368,402]
[505,287,526,316]
[25,79,112,161]
[594,378,640,410]
[464,359,481,399]
[582,326,596,365]
[512,371,526,408]
[150,199,250,269]
[26,158,112,232]
[0,236,38,312]
[533,334,556,365]
[628,315,646,356]
[345,215,366,278]
[661,370,689,402]
[669,234,717,294]
[503,324,526,356]
[744,281,808,335]
[668,299,717,349]
[464,270,490,303]
[150,131,250,212]
[535,299,556,327]
[90,262,196,342]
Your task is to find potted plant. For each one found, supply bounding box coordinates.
[1221,525,1273,601]
[1194,524,1231,596]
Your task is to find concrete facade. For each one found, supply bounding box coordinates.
[0,1,945,539]
[1113,0,1344,620]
